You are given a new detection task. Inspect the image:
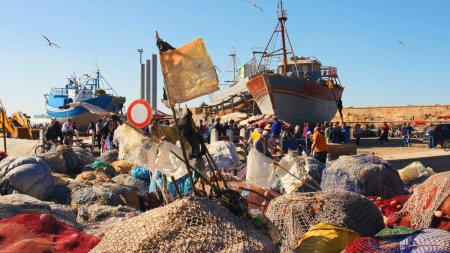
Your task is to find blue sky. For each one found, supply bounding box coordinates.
[1,0,449,116]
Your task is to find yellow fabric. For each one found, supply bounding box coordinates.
[251,129,261,143]
[295,223,359,253]
[160,38,219,105]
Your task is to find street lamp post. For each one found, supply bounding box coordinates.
[137,49,144,64]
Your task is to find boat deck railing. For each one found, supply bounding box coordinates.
[321,66,338,78]
[50,88,68,95]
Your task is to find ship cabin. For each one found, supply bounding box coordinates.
[277,56,341,86]
[46,75,98,109]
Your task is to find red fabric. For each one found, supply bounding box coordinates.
[0,214,101,253]
[382,124,389,134]
[368,195,410,218]
[257,120,266,128]
[411,119,427,125]
[437,113,450,119]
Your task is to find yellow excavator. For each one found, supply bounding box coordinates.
[0,101,33,139]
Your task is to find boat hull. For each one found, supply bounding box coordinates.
[46,95,122,130]
[247,74,344,124]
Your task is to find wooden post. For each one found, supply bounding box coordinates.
[217,169,229,189]
[169,105,198,195]
[231,97,234,112]
[170,176,182,198]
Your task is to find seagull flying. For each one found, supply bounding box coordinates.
[398,40,410,46]
[243,0,263,11]
[42,35,60,48]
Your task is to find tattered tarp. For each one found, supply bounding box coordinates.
[160,38,219,105]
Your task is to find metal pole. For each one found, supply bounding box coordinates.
[2,110,7,154]
[140,64,145,100]
[145,59,151,104]
[151,54,158,110]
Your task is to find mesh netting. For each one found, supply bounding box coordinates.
[98,150,119,164]
[75,171,112,183]
[39,145,95,175]
[113,124,156,167]
[396,171,450,229]
[0,213,100,253]
[72,146,96,168]
[110,160,135,174]
[91,196,275,253]
[345,228,450,253]
[265,189,384,253]
[321,154,405,199]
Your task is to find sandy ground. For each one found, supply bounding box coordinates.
[1,137,94,157]
[356,137,448,159]
[0,138,40,157]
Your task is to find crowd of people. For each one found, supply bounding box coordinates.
[196,116,358,164]
[42,113,442,161]
[194,114,446,165]
[43,116,121,153]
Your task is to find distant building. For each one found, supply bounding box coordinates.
[31,114,51,126]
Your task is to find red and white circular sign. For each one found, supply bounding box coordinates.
[127,99,152,128]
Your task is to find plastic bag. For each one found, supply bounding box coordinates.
[276,152,308,194]
[246,148,275,189]
[397,161,434,184]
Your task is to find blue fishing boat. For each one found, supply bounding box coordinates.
[45,68,126,129]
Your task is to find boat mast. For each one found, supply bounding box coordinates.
[278,0,288,75]
[220,47,240,86]
[231,48,237,84]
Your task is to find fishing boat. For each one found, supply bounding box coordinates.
[45,68,125,129]
[245,0,344,124]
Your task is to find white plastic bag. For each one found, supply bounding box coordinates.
[154,142,195,180]
[276,152,308,194]
[246,148,275,189]
[398,161,434,184]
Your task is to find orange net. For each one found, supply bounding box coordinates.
[396,171,450,229]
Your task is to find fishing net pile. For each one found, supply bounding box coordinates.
[0,156,55,200]
[98,150,119,164]
[39,145,95,175]
[345,227,450,253]
[265,189,384,253]
[392,171,450,230]
[321,154,404,199]
[0,213,100,253]
[91,196,275,253]
[0,194,79,228]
